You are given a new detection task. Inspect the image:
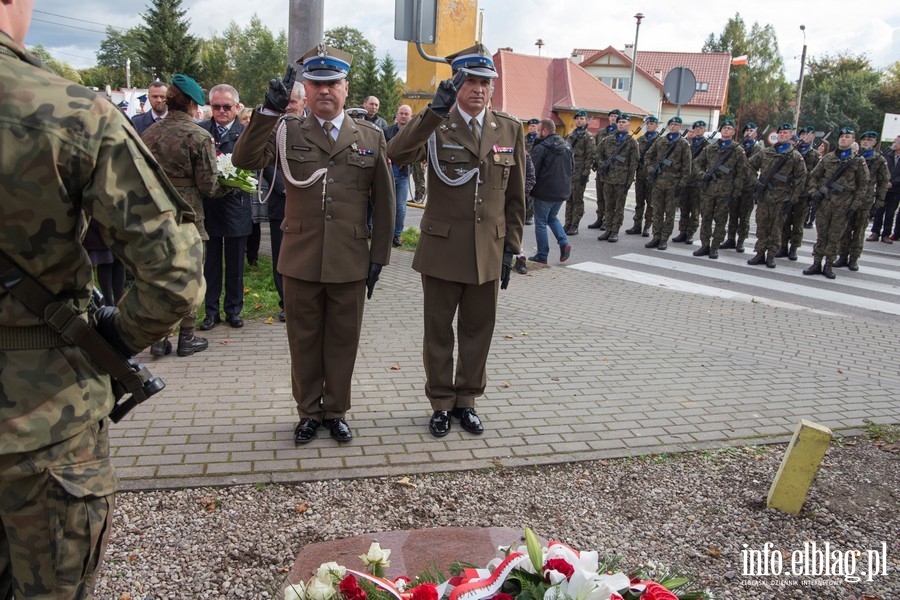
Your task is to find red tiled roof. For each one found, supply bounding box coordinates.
[492,49,649,122]
[573,47,731,109]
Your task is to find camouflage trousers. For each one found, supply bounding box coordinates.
[632,177,653,229]
[838,205,869,260]
[601,182,630,233]
[564,176,588,228]
[753,199,788,255]
[726,191,754,241]
[0,420,116,599]
[698,194,731,249]
[677,185,702,236]
[812,198,851,261]
[412,161,426,202]
[650,180,680,241]
[781,197,807,248]
[594,176,606,221]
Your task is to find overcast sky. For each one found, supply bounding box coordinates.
[26,0,900,79]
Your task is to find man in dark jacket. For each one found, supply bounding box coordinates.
[529,119,574,263]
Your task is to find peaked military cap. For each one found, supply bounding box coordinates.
[608,109,622,117]
[299,44,353,81]
[574,110,587,118]
[171,74,205,106]
[839,126,855,135]
[777,123,794,132]
[742,121,758,132]
[860,131,878,139]
[799,125,815,134]
[526,118,540,125]
[447,43,498,79]
[645,116,659,123]
[668,116,683,125]
[617,113,631,122]
[692,120,707,128]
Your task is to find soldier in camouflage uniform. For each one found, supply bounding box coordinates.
[722,122,763,252]
[0,5,204,597]
[141,74,226,357]
[692,119,748,259]
[644,116,691,250]
[803,127,869,279]
[564,110,595,235]
[777,125,819,261]
[746,124,807,268]
[588,109,620,229]
[673,120,709,244]
[834,131,888,271]
[626,116,661,237]
[595,113,639,242]
[523,118,540,225]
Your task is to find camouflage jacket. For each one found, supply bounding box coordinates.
[796,142,820,197]
[592,124,617,169]
[748,145,807,205]
[636,131,662,177]
[141,111,226,240]
[595,131,639,185]
[693,139,749,198]
[565,127,595,178]
[0,34,204,453]
[644,133,692,186]
[862,151,890,208]
[807,149,870,210]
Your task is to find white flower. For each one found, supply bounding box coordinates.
[360,541,391,569]
[305,576,336,600]
[216,153,237,178]
[316,562,346,582]
[284,581,306,600]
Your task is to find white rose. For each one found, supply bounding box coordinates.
[306,576,336,600]
[360,542,391,567]
[316,562,346,583]
[284,581,306,600]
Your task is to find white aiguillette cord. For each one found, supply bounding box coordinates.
[427,131,481,212]
[275,118,330,209]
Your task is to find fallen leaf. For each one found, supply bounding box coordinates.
[265,316,274,324]
[502,380,510,388]
[551,376,560,381]
[708,547,722,558]
[394,476,416,488]
[295,502,309,513]
[504,334,515,340]
[390,363,401,370]
[519,331,529,336]
[119,593,133,600]
[837,368,843,374]
[219,339,232,345]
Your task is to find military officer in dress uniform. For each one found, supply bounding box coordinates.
[232,45,395,444]
[386,43,526,438]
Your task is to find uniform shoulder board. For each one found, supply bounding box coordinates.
[490,110,519,123]
[352,117,382,131]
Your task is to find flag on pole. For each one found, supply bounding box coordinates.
[125,89,140,118]
[731,55,748,66]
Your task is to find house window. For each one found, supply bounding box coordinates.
[600,76,630,91]
[696,82,709,92]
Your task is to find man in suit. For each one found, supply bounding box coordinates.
[131,80,168,135]
[386,43,526,438]
[198,84,252,330]
[232,45,394,444]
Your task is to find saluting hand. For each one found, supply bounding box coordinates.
[430,70,466,117]
[263,64,297,114]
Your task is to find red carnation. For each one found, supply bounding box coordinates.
[339,575,367,600]
[542,558,575,582]
[639,581,678,600]
[491,594,514,600]
[411,583,438,600]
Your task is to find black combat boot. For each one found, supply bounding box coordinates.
[671,232,687,243]
[177,330,209,357]
[150,338,172,357]
[788,244,798,261]
[709,245,719,259]
[597,231,611,241]
[747,252,765,265]
[642,223,651,237]
[775,245,789,258]
[587,218,603,229]
[735,237,746,253]
[832,255,848,268]
[803,258,822,276]
[625,224,642,235]
[720,237,736,249]
[847,257,859,271]
[692,245,710,257]
[765,251,776,268]
[822,259,836,279]
[645,238,660,248]
[607,232,619,242]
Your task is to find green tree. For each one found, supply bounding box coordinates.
[79,65,123,90]
[703,13,793,127]
[377,54,402,120]
[137,0,201,81]
[220,16,287,106]
[354,52,380,109]
[29,45,82,83]
[871,60,900,118]
[800,52,882,134]
[325,26,376,108]
[97,26,149,87]
[197,36,233,94]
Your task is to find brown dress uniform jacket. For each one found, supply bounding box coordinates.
[386,107,526,284]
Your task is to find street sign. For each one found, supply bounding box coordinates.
[395,0,437,44]
[663,67,696,115]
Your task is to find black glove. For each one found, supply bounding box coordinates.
[810,191,825,203]
[782,200,793,215]
[365,263,383,299]
[93,306,136,359]
[263,64,297,113]
[579,174,589,186]
[500,248,514,290]
[430,70,465,117]
[844,206,855,220]
[702,172,714,184]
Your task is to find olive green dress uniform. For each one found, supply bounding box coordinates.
[644,133,692,245]
[747,145,806,261]
[0,34,203,598]
[596,132,639,237]
[838,148,889,265]
[807,149,869,267]
[693,140,749,253]
[387,107,526,411]
[232,111,394,421]
[564,125,595,231]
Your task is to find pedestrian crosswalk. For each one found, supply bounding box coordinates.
[569,238,900,317]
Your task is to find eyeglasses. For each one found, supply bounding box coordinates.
[211,104,234,112]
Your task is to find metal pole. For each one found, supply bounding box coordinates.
[627,13,644,103]
[289,0,324,64]
[793,25,807,128]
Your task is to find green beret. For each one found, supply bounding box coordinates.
[839,126,855,135]
[777,123,794,132]
[799,125,815,134]
[608,109,622,117]
[574,110,587,118]
[171,74,205,106]
[742,121,757,132]
[668,116,683,125]
[526,118,540,125]
[692,120,707,128]
[719,119,735,129]
[645,116,659,123]
[617,113,631,122]
[860,131,878,140]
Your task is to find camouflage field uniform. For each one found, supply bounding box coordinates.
[596,132,639,237]
[748,145,807,260]
[644,133,692,245]
[0,35,203,598]
[629,131,660,234]
[806,149,869,265]
[676,136,709,241]
[591,124,617,224]
[564,126,594,231]
[724,139,762,250]
[780,142,819,257]
[838,150,888,263]
[693,140,748,253]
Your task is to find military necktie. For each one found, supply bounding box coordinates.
[469,117,480,149]
[323,121,335,149]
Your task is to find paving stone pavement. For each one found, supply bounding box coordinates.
[114,249,900,491]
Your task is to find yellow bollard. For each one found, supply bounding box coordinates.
[766,419,832,515]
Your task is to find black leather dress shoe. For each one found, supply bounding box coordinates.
[199,314,221,330]
[225,314,244,328]
[429,411,451,437]
[451,407,484,434]
[294,418,321,444]
[325,418,353,442]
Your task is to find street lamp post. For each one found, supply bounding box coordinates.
[794,24,807,128]
[627,13,644,102]
[535,38,544,57]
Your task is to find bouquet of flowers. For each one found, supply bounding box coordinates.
[216,153,258,194]
[284,529,709,600]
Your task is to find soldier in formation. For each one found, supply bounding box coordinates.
[776,125,819,261]
[722,122,762,253]
[588,108,621,230]
[626,115,660,237]
[564,109,595,235]
[672,120,709,244]
[595,113,639,243]
[644,116,692,251]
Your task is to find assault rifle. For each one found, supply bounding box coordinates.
[597,125,642,176]
[637,126,668,173]
[812,131,831,151]
[753,147,794,202]
[647,132,685,184]
[701,131,756,188]
[809,155,857,212]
